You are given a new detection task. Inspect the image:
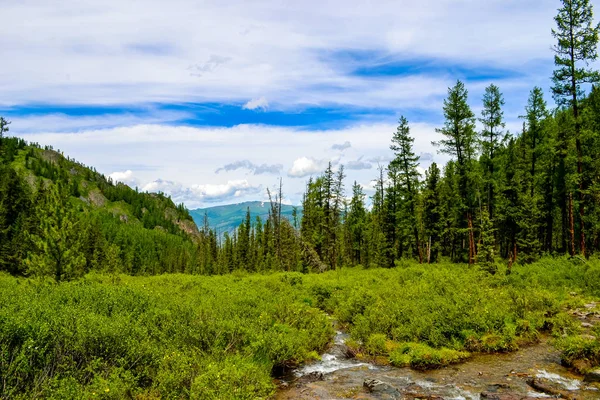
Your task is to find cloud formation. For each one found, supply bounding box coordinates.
[331,141,352,151]
[142,179,263,208]
[346,156,372,170]
[16,121,450,207]
[215,160,283,175]
[288,157,329,178]
[188,54,232,77]
[419,152,434,162]
[109,170,138,186]
[0,0,557,112]
[243,97,269,111]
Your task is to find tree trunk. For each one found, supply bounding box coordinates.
[468,212,475,265]
[569,192,576,257]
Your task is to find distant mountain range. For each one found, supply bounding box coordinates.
[190,201,302,236]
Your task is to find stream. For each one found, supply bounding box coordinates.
[275,332,600,400]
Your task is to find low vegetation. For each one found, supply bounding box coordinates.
[1,257,599,398]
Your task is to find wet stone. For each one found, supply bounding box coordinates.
[363,379,400,397]
[526,377,577,400]
[486,383,511,392]
[481,393,541,400]
[297,371,324,384]
[584,369,600,383]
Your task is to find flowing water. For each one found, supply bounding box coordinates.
[276,334,600,400]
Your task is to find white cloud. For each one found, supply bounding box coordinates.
[243,97,269,111]
[346,157,372,170]
[142,179,263,208]
[215,160,282,175]
[288,157,329,178]
[331,141,352,151]
[16,121,450,207]
[109,170,138,186]
[0,0,562,110]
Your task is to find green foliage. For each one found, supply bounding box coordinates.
[552,0,600,108]
[0,273,334,399]
[556,335,600,372]
[26,184,86,281]
[389,343,470,370]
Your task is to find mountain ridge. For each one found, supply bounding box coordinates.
[190,201,302,236]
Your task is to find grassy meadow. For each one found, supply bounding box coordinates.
[1,257,600,399]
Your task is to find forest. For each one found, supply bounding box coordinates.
[1,0,600,398]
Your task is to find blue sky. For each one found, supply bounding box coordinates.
[0,0,592,208]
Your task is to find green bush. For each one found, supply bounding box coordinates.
[389,342,470,370]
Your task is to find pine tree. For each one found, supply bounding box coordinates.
[390,116,423,262]
[346,181,367,266]
[479,84,505,218]
[477,206,496,274]
[0,117,10,140]
[552,0,600,256]
[523,87,549,197]
[423,163,442,263]
[434,80,478,264]
[26,183,86,281]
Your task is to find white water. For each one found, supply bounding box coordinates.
[295,331,377,377]
[536,369,581,391]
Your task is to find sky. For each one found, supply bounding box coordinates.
[0,0,594,209]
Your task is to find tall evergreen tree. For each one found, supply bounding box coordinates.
[552,0,600,256]
[434,80,478,264]
[390,116,422,262]
[26,184,85,281]
[423,162,442,263]
[479,84,505,217]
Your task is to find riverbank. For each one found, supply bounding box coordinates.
[1,257,599,398]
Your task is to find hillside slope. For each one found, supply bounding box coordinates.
[0,136,202,278]
[190,201,302,235]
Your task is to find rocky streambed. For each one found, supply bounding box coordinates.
[275,306,600,400]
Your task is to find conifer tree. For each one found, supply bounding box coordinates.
[552,0,600,256]
[434,80,478,264]
[26,183,86,281]
[423,163,442,263]
[390,116,422,262]
[523,87,549,197]
[479,84,505,217]
[346,181,367,265]
[477,206,496,274]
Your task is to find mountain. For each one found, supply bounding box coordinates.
[0,136,202,278]
[190,201,302,236]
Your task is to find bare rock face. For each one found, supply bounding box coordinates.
[88,189,107,207]
[177,219,201,237]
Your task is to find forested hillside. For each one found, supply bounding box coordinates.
[0,132,203,279]
[3,0,600,399]
[3,0,600,278]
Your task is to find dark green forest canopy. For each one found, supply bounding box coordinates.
[1,0,600,278]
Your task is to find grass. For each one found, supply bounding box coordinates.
[1,257,600,398]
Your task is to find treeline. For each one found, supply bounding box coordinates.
[212,0,600,274]
[0,126,204,280]
[1,0,599,278]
